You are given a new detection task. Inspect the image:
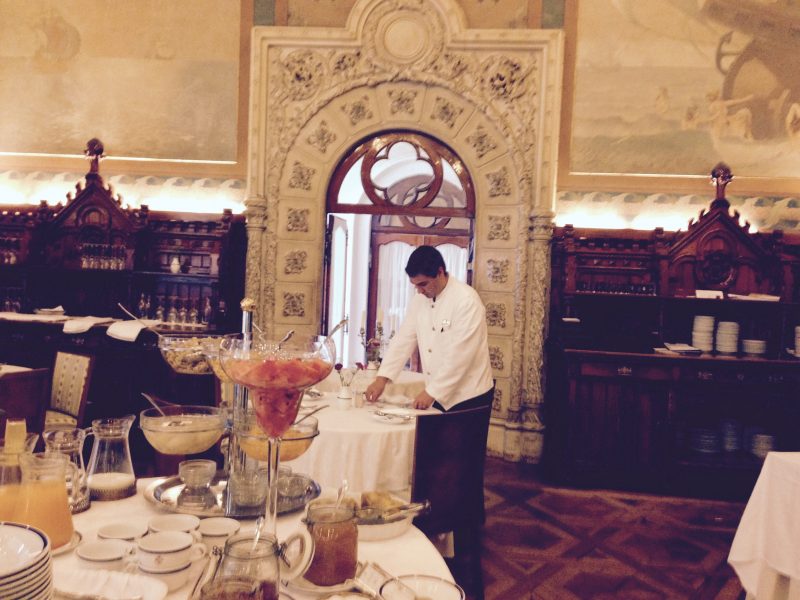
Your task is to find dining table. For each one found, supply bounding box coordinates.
[286,392,437,494]
[729,452,800,599]
[52,477,454,600]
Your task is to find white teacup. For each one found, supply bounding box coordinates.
[138,561,195,592]
[148,513,202,541]
[136,530,206,572]
[77,539,134,571]
[197,517,240,552]
[97,521,148,542]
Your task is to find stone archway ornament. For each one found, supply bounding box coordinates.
[244,0,563,461]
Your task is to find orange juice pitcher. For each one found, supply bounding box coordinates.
[16,452,77,549]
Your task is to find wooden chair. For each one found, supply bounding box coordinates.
[0,367,52,434]
[411,404,492,599]
[44,352,94,429]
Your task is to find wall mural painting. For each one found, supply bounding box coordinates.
[0,1,245,168]
[563,0,800,190]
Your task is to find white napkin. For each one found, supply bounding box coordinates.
[63,316,116,334]
[106,319,160,342]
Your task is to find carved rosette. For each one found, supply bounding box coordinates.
[361,1,446,72]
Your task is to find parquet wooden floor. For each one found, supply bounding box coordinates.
[455,457,747,600]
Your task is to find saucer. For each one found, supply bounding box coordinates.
[52,530,82,555]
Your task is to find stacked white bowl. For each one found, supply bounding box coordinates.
[0,522,53,599]
[715,321,740,354]
[692,315,715,352]
[751,433,776,459]
[741,339,767,356]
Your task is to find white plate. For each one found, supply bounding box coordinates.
[381,395,413,408]
[51,530,82,555]
[288,564,364,596]
[380,574,464,600]
[371,408,416,424]
[53,566,168,600]
[0,522,49,579]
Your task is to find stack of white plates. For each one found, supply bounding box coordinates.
[719,418,742,452]
[716,321,740,354]
[689,427,721,454]
[0,522,52,599]
[692,315,715,352]
[751,433,776,459]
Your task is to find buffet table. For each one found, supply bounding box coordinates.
[729,452,800,599]
[53,478,453,600]
[286,395,437,493]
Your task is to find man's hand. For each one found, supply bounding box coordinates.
[413,389,436,410]
[364,376,389,404]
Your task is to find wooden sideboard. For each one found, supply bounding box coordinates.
[545,165,800,499]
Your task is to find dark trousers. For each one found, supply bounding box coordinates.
[433,386,494,413]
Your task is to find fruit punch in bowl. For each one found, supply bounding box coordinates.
[220,334,334,438]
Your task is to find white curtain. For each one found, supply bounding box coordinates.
[438,243,468,282]
[377,242,415,333]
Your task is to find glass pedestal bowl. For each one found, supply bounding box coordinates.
[236,413,319,463]
[158,335,224,376]
[140,405,227,455]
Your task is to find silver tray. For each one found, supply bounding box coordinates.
[143,471,321,519]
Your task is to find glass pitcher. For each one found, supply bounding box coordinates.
[86,415,136,501]
[199,531,312,600]
[16,451,78,549]
[43,426,90,513]
[0,431,39,520]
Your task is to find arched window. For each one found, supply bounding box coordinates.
[324,131,476,366]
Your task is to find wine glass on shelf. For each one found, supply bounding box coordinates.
[219,332,334,535]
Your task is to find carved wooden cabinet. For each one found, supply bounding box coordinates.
[0,160,245,328]
[546,167,800,499]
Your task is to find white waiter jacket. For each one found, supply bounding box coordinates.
[377,276,494,410]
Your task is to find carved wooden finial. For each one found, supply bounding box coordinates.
[710,162,732,209]
[84,138,105,176]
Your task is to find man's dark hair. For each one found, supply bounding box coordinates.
[405,245,447,278]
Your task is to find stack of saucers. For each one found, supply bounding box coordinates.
[751,433,776,460]
[692,315,715,352]
[719,418,742,453]
[0,522,52,599]
[715,321,740,354]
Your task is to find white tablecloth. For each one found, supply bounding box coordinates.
[287,395,435,493]
[729,452,800,599]
[0,364,31,375]
[53,478,452,600]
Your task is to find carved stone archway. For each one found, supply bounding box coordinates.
[244,0,563,460]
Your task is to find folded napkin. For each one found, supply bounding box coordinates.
[0,311,69,322]
[106,319,160,342]
[63,316,116,334]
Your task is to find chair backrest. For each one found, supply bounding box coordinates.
[0,368,52,433]
[411,404,492,535]
[49,352,94,425]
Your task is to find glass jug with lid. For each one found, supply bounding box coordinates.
[43,426,90,513]
[86,415,136,500]
[198,531,312,600]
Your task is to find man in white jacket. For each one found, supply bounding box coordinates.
[364,246,494,411]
